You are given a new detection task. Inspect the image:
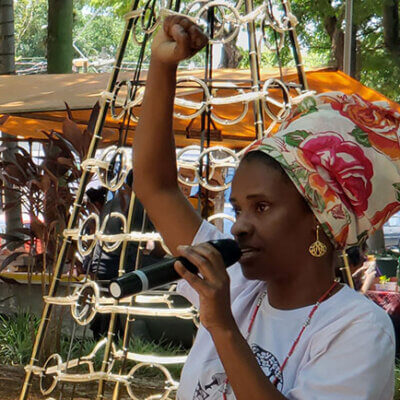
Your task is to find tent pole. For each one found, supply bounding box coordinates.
[343,0,353,75]
[245,0,265,140]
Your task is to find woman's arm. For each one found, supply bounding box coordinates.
[175,243,287,400]
[133,16,208,254]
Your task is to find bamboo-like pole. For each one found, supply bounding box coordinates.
[110,191,139,400]
[342,250,355,289]
[18,2,138,399]
[245,0,265,139]
[281,0,308,90]
[343,0,353,76]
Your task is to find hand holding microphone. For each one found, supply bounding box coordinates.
[109,239,241,299]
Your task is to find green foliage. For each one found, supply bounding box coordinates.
[0,312,40,365]
[14,0,47,58]
[0,311,183,378]
[89,0,131,17]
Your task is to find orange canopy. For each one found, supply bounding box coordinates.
[1,67,398,149]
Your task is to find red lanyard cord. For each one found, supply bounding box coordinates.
[222,281,339,398]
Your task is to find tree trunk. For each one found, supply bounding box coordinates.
[383,0,400,55]
[219,41,243,68]
[0,0,15,73]
[0,0,23,249]
[219,25,243,68]
[324,13,345,70]
[47,0,73,74]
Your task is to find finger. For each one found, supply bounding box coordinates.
[163,15,183,37]
[177,244,228,283]
[188,24,208,50]
[164,15,189,38]
[174,260,209,294]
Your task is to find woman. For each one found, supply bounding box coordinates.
[133,16,396,399]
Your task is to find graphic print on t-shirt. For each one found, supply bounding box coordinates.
[251,344,283,390]
[192,344,283,399]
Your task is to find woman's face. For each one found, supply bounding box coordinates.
[230,158,317,281]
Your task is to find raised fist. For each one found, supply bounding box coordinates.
[151,15,208,66]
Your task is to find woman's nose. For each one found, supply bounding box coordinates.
[231,215,253,238]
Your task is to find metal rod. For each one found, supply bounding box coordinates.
[343,0,353,75]
[111,191,139,400]
[281,0,308,90]
[245,0,265,139]
[342,250,355,289]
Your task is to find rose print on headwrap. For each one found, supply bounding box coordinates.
[298,133,374,217]
[246,91,400,247]
[370,202,400,231]
[328,94,400,161]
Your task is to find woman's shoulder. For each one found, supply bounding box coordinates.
[192,219,232,244]
[318,285,395,340]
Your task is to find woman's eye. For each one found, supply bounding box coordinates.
[256,203,268,213]
[233,208,241,216]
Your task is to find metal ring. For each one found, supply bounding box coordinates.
[110,80,133,121]
[100,212,127,253]
[261,16,285,52]
[174,76,209,120]
[71,281,100,326]
[126,362,177,400]
[77,213,100,257]
[177,145,201,187]
[262,78,292,122]
[194,1,241,44]
[210,84,249,126]
[40,354,62,395]
[197,146,239,191]
[99,147,131,191]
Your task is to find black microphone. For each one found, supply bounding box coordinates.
[109,239,241,299]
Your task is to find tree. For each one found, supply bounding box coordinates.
[0,0,24,249]
[47,0,73,73]
[14,0,47,58]
[0,0,15,73]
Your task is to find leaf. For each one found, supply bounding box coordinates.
[284,130,311,147]
[57,157,74,168]
[0,115,9,126]
[351,127,371,147]
[64,102,74,121]
[4,163,27,184]
[62,117,84,156]
[0,252,27,272]
[393,183,400,202]
[30,217,46,241]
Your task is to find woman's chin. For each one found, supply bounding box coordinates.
[240,262,265,281]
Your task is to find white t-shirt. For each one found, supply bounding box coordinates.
[176,221,395,400]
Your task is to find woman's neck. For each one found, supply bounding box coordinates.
[266,262,339,310]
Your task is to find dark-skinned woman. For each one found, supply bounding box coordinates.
[133,15,396,400]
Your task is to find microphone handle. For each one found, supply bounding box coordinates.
[109,256,198,299]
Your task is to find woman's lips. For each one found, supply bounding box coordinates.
[239,247,259,263]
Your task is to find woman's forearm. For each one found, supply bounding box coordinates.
[211,328,287,400]
[133,59,179,196]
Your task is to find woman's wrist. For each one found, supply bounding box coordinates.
[208,318,239,343]
[149,56,178,74]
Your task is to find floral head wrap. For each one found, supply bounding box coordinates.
[246,92,400,249]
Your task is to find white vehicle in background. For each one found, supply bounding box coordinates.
[383,212,400,248]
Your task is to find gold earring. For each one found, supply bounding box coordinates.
[309,225,327,257]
